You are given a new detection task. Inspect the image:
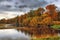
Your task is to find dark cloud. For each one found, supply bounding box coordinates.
[0,0,5,2]
[0,0,48,12]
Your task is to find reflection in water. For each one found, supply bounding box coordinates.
[0,29,31,40]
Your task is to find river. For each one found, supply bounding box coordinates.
[0,29,31,40]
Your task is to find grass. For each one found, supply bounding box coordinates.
[51,25,60,29]
[32,36,60,40]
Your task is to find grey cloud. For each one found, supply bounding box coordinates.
[19,0,47,8]
[0,0,48,12]
[0,0,6,2]
[0,0,59,12]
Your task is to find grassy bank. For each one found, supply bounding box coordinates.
[32,36,60,40]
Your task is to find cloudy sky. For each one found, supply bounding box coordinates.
[0,0,60,19]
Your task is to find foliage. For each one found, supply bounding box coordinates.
[23,17,32,26]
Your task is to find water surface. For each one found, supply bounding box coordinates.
[0,29,31,40]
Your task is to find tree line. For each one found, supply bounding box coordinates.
[0,4,60,27]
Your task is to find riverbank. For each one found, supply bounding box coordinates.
[31,36,60,40]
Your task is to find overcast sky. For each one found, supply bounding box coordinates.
[0,0,60,19]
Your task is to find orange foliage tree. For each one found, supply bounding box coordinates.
[46,4,58,21]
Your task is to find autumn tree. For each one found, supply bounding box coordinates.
[58,11,60,21]
[0,18,6,24]
[29,16,42,27]
[45,4,58,21]
[28,10,35,17]
[23,17,32,27]
[34,7,45,16]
